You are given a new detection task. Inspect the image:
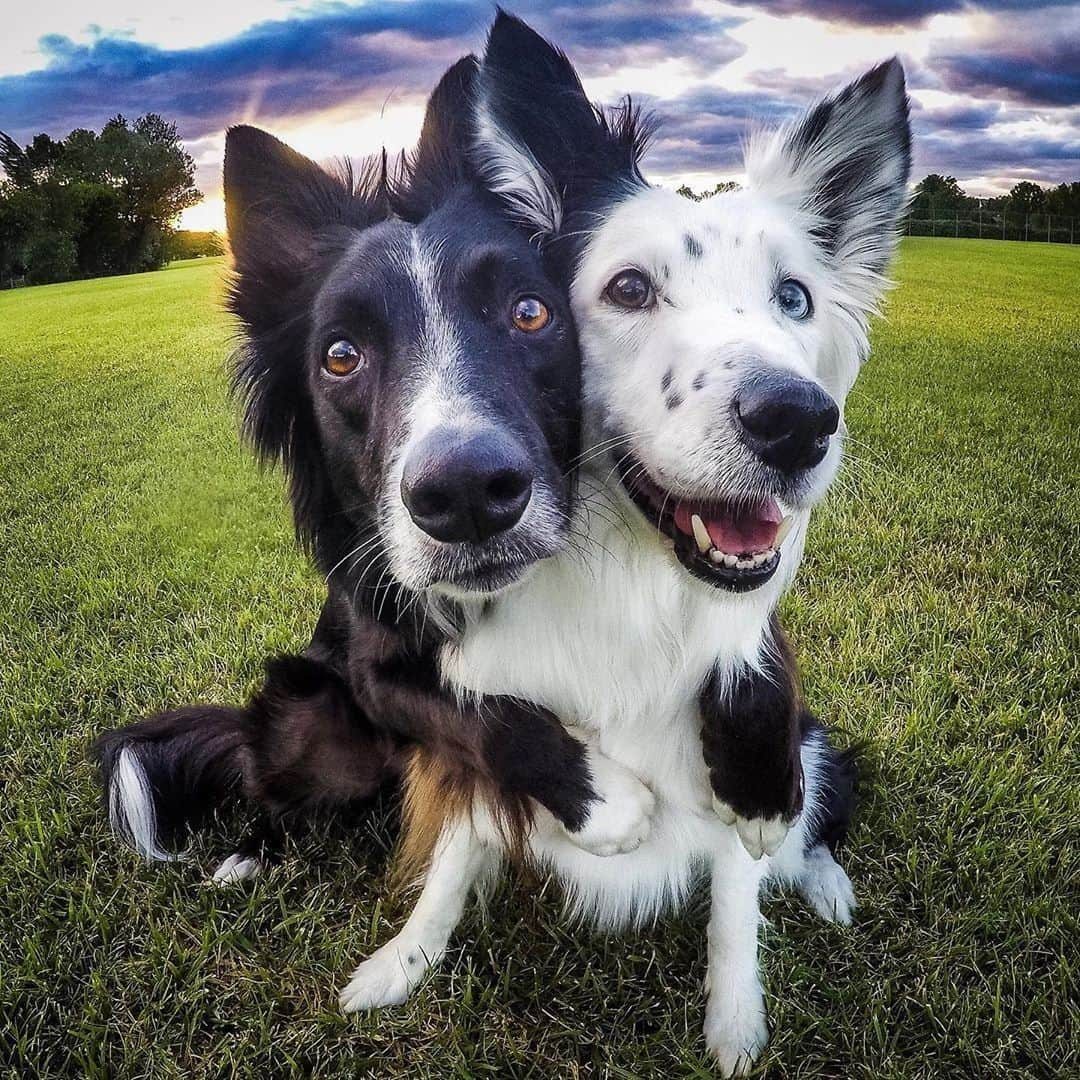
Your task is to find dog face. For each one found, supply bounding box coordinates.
[475,14,910,594]
[225,59,578,604]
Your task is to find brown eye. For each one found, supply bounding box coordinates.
[605,269,654,310]
[511,296,551,333]
[324,339,364,376]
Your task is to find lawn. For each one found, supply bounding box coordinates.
[1,239,1077,1078]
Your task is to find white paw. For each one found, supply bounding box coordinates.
[798,846,857,925]
[712,796,790,860]
[564,756,656,857]
[339,937,433,1013]
[704,983,769,1077]
[210,853,262,886]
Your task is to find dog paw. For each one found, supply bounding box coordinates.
[209,853,262,886]
[563,755,656,856]
[798,845,857,925]
[339,938,432,1013]
[704,983,769,1077]
[711,796,790,860]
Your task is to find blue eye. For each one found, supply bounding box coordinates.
[777,279,812,320]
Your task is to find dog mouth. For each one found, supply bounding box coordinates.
[616,454,793,592]
[441,556,535,595]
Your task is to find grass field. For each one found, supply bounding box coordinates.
[1,238,1077,1078]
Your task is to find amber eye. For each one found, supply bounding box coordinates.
[604,269,654,310]
[324,339,364,376]
[511,296,551,333]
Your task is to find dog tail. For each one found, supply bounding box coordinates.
[800,711,859,854]
[92,655,404,862]
[92,705,253,861]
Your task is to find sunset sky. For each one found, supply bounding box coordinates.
[3,0,1078,231]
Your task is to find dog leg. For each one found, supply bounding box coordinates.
[553,732,656,857]
[209,816,285,887]
[339,816,488,1012]
[703,836,770,1077]
[701,624,804,861]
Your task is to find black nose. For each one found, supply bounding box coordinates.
[401,426,534,543]
[734,372,840,474]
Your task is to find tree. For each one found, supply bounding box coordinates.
[1045,182,1080,218]
[0,114,201,287]
[911,174,969,211]
[1008,181,1046,215]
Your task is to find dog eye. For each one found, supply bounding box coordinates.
[604,269,654,310]
[324,339,365,376]
[777,279,812,320]
[511,296,551,333]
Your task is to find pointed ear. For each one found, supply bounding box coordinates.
[474,11,647,235]
[224,125,367,293]
[395,55,480,218]
[747,59,911,281]
[223,126,379,528]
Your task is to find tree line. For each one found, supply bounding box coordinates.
[0,115,201,288]
[911,174,1080,217]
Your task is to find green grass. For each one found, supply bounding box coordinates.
[1,239,1077,1078]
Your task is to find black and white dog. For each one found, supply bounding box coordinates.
[336,16,910,1076]
[94,15,910,1074]
[94,59,667,880]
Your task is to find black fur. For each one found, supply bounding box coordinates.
[699,621,804,825]
[476,11,655,279]
[783,58,911,267]
[93,55,602,863]
[800,712,858,855]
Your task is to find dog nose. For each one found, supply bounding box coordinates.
[734,372,839,473]
[401,426,534,543]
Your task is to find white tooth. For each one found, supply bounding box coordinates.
[710,548,726,564]
[690,514,711,554]
[737,558,752,569]
[724,553,738,567]
[775,515,794,547]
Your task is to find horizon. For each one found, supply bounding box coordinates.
[2,1,1077,232]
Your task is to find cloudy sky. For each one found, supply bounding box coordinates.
[2,0,1077,230]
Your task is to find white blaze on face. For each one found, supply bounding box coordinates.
[382,231,483,590]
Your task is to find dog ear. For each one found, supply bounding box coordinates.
[396,55,480,219]
[747,59,911,284]
[224,127,380,539]
[474,11,648,236]
[224,125,361,297]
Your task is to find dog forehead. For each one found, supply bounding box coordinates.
[580,186,811,288]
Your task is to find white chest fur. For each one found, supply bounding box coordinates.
[439,485,788,926]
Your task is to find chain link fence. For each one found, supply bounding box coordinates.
[905,206,1077,243]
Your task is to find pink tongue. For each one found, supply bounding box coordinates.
[674,499,782,555]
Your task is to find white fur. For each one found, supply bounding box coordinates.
[545,735,656,856]
[210,853,263,886]
[474,92,562,236]
[109,747,179,863]
[339,817,492,1012]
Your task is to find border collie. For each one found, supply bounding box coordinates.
[94,59,665,883]
[336,16,910,1075]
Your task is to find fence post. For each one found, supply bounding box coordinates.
[1025,215,1029,242]
[1003,211,1007,240]
[1048,215,1052,243]
[955,211,959,238]
[979,205,983,239]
